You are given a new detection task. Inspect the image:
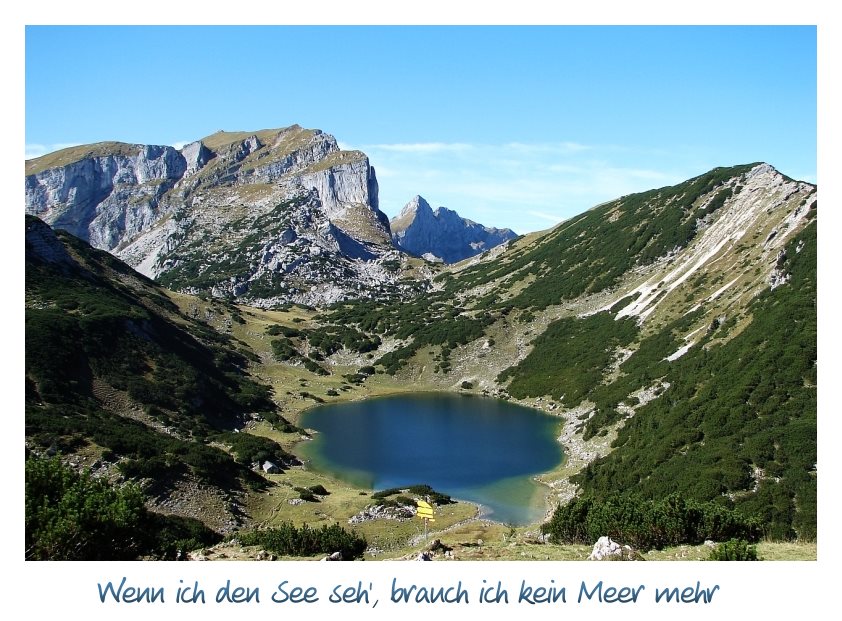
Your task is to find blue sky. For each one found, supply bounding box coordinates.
[25,26,816,234]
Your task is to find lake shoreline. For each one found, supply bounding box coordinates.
[296,393,564,526]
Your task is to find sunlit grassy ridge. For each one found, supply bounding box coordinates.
[25,141,144,175]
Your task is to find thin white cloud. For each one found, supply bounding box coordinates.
[366,141,592,157]
[25,142,82,160]
[366,142,474,154]
[505,141,592,154]
[170,141,190,150]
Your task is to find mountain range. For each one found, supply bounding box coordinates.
[25,126,513,306]
[24,125,817,559]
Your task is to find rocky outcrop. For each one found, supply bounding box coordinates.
[347,503,415,524]
[296,156,390,245]
[391,195,517,263]
[24,125,406,306]
[180,140,214,175]
[303,158,383,208]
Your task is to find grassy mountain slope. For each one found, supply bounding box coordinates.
[439,163,759,309]
[25,141,144,176]
[25,215,297,533]
[576,218,816,540]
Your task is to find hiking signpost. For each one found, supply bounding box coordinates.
[416,499,435,540]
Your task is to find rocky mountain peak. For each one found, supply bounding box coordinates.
[405,195,432,214]
[25,125,407,306]
[180,140,214,175]
[393,195,432,228]
[391,195,517,264]
[432,205,465,224]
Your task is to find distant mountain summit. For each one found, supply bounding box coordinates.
[390,195,517,263]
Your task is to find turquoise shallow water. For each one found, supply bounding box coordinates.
[298,393,564,525]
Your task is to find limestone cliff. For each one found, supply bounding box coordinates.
[25,125,407,306]
[25,143,187,250]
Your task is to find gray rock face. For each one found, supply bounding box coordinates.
[24,125,407,306]
[25,144,187,251]
[587,536,643,561]
[180,140,214,175]
[299,158,381,219]
[391,195,517,264]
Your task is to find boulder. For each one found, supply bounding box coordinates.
[588,536,622,560]
[588,536,644,561]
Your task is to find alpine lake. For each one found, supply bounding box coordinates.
[297,393,564,525]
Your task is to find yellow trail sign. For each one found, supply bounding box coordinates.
[416,499,435,536]
[416,499,434,519]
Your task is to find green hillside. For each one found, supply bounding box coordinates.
[438,163,759,310]
[25,215,298,553]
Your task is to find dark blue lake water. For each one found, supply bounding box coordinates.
[298,393,564,524]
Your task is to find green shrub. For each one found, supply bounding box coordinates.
[25,455,220,560]
[216,432,291,467]
[26,456,146,560]
[239,522,367,559]
[266,325,300,338]
[143,512,222,560]
[270,338,298,362]
[371,484,454,506]
[541,494,761,550]
[708,539,760,561]
[303,358,328,376]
